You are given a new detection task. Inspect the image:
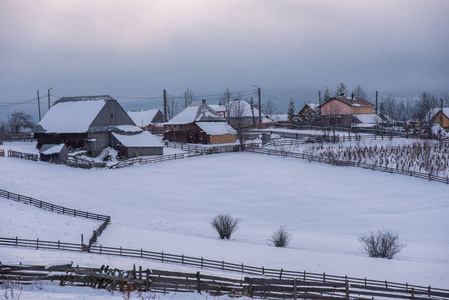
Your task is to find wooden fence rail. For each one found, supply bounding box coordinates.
[1,237,448,300]
[7,149,39,161]
[0,188,111,252]
[247,148,449,184]
[0,188,110,222]
[112,143,241,169]
[1,262,448,300]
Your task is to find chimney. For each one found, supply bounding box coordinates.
[202,99,206,104]
[351,93,354,100]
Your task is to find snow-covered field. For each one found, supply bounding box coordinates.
[1,141,448,299]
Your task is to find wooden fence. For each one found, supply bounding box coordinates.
[1,237,448,300]
[0,188,111,252]
[7,149,39,161]
[0,188,110,222]
[247,148,449,184]
[112,143,241,169]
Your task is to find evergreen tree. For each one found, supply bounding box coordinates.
[335,83,348,97]
[322,87,331,103]
[287,99,296,121]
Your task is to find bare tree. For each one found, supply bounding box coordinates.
[4,110,35,134]
[262,100,276,119]
[359,230,405,259]
[220,87,233,123]
[379,95,398,127]
[416,92,438,124]
[352,84,367,99]
[211,214,241,239]
[166,96,180,120]
[230,99,250,151]
[184,88,196,108]
[321,100,343,142]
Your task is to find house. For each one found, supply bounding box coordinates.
[112,131,163,158]
[425,108,449,130]
[164,100,237,144]
[297,103,320,123]
[320,96,375,127]
[39,144,68,163]
[34,95,160,158]
[209,100,272,125]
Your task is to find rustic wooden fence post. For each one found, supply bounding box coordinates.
[293,278,298,300]
[196,271,201,293]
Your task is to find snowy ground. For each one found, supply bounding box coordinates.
[1,141,448,298]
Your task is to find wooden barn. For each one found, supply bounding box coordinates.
[127,109,165,134]
[34,95,147,158]
[164,100,236,144]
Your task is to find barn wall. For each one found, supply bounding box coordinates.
[34,133,88,149]
[350,106,373,114]
[208,134,236,144]
[87,132,111,156]
[91,100,136,127]
[126,147,163,158]
[152,111,164,123]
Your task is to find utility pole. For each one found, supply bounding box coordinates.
[319,90,322,106]
[163,89,167,122]
[440,98,444,127]
[376,91,379,115]
[37,90,41,121]
[47,87,52,110]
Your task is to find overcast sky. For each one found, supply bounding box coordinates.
[1,0,448,116]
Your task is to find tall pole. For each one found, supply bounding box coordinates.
[319,90,322,106]
[258,87,261,124]
[375,91,378,115]
[47,88,52,110]
[163,89,167,122]
[37,90,41,121]
[440,98,444,127]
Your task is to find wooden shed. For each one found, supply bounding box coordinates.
[112,131,163,158]
[39,144,68,163]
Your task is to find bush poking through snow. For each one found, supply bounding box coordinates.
[211,214,241,239]
[359,230,405,259]
[270,227,291,248]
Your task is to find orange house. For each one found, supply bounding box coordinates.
[320,96,375,127]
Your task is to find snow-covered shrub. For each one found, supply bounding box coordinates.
[359,230,405,259]
[270,227,291,248]
[211,214,241,240]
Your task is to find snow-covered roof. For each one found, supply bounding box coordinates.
[39,144,66,155]
[165,101,225,125]
[353,113,383,124]
[128,109,161,127]
[37,98,106,133]
[196,122,236,135]
[112,131,163,148]
[209,100,262,118]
